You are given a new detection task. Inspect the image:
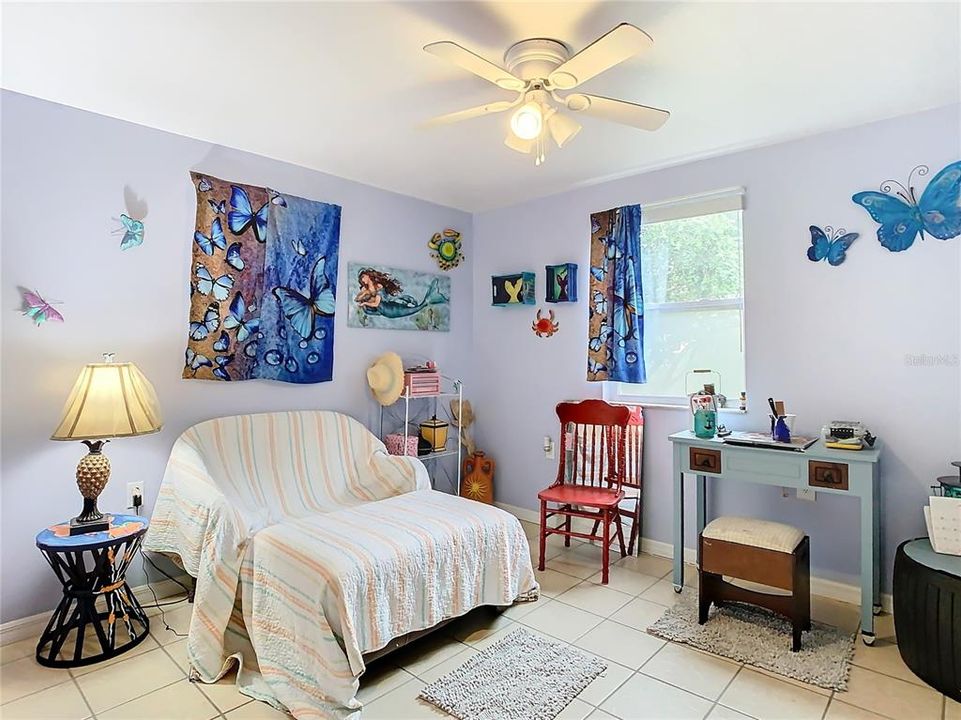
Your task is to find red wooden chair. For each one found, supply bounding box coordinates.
[590,406,644,556]
[537,400,632,584]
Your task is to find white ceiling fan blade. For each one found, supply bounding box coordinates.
[565,93,669,131]
[423,100,516,127]
[424,41,526,91]
[548,24,653,90]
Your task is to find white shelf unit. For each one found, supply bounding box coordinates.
[378,376,463,496]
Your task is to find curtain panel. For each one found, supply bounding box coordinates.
[586,204,646,383]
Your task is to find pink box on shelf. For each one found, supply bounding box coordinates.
[385,433,418,457]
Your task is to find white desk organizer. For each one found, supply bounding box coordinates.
[924,496,961,556]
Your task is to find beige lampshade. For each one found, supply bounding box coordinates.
[51,361,163,441]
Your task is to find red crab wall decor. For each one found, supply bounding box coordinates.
[532,308,559,338]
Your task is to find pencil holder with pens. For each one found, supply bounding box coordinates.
[770,414,796,443]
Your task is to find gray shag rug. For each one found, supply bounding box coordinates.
[418,627,607,720]
[647,593,856,691]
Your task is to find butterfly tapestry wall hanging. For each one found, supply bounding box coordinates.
[806,225,858,266]
[185,172,341,384]
[852,161,961,252]
[20,288,64,326]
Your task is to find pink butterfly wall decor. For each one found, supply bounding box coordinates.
[20,288,64,326]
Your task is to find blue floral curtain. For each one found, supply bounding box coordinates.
[587,204,646,383]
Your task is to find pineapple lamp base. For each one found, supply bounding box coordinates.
[69,440,113,536]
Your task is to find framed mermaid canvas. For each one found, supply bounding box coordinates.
[346,263,450,332]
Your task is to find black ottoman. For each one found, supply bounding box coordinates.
[893,538,961,701]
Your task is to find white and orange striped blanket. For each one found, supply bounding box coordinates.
[144,411,537,719]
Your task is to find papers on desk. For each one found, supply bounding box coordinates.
[924,496,961,556]
[722,431,818,451]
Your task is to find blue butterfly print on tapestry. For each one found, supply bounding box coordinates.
[272,256,335,340]
[194,218,226,256]
[223,291,260,343]
[591,290,608,317]
[590,264,607,282]
[213,354,233,381]
[212,331,230,353]
[208,199,226,215]
[195,264,234,301]
[807,226,858,266]
[226,242,245,271]
[185,348,212,375]
[852,161,961,252]
[589,321,612,353]
[189,302,220,341]
[116,214,144,251]
[228,186,269,243]
[197,177,212,192]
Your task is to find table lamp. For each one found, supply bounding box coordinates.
[50,354,163,535]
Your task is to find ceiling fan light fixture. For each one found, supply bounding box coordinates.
[510,101,543,140]
[504,132,534,154]
[548,111,581,148]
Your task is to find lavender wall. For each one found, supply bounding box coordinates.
[472,105,961,591]
[0,91,472,623]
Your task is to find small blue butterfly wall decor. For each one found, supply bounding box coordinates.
[852,161,961,252]
[114,214,145,251]
[807,225,858,266]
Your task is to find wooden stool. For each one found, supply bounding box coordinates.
[698,516,811,652]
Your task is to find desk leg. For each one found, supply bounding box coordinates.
[872,468,882,616]
[860,487,876,645]
[696,475,707,539]
[673,445,684,592]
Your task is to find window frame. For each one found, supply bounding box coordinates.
[604,189,746,408]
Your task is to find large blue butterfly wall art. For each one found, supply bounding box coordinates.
[184,172,341,384]
[852,161,961,252]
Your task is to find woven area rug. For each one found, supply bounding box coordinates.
[647,594,856,690]
[418,628,607,720]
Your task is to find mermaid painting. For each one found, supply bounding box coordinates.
[349,264,450,331]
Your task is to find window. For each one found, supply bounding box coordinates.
[608,189,745,406]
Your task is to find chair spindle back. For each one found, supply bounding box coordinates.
[555,400,631,493]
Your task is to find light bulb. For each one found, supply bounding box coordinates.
[510,102,543,140]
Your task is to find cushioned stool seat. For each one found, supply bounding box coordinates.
[703,516,805,553]
[699,516,811,652]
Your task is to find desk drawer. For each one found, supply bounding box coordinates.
[808,460,849,491]
[690,447,722,474]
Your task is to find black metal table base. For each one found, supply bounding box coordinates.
[36,532,150,668]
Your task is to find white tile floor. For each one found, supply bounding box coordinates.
[1,521,957,720]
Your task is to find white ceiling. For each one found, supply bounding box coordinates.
[3,2,959,212]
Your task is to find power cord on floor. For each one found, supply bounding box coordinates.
[140,551,190,638]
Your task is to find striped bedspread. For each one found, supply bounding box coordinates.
[144,411,538,719]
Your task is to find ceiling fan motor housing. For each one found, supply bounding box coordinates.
[504,38,570,83]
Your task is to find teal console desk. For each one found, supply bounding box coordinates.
[669,430,882,644]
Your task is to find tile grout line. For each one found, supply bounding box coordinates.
[703,663,745,720]
[69,672,97,720]
[155,639,226,718]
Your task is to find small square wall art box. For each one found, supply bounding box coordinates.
[346,263,450,331]
[545,263,577,303]
[491,272,535,306]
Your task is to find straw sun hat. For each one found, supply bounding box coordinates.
[366,352,404,406]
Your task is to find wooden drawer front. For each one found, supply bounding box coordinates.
[690,447,722,474]
[808,461,849,491]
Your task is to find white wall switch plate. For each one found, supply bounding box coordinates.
[797,488,817,502]
[127,482,144,509]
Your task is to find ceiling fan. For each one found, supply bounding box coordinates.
[423,23,670,165]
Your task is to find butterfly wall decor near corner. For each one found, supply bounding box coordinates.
[272,256,335,340]
[807,225,858,266]
[19,288,64,326]
[852,161,961,252]
[113,214,145,251]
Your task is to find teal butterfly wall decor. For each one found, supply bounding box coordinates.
[852,161,961,252]
[114,214,145,251]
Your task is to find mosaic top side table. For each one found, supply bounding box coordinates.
[35,514,150,668]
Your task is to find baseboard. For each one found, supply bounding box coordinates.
[0,575,192,647]
[496,501,894,613]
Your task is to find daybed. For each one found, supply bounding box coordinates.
[144,410,538,719]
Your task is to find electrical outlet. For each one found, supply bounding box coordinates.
[127,482,144,509]
[543,436,555,460]
[797,488,817,502]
